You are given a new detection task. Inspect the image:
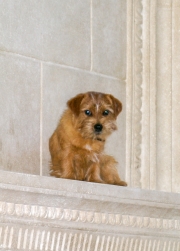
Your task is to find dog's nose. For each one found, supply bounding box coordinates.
[94,123,103,132]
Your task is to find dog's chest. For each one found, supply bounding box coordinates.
[90,152,99,163]
[84,144,100,163]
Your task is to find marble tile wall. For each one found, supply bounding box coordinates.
[0,1,126,180]
[0,53,40,174]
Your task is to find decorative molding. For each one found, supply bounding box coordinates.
[1,201,180,232]
[128,0,180,193]
[141,0,157,191]
[0,170,180,250]
[132,0,143,188]
[1,226,179,251]
[127,0,180,194]
[126,0,143,188]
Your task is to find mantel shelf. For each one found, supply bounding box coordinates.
[0,170,180,250]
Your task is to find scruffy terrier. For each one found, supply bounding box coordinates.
[49,91,127,186]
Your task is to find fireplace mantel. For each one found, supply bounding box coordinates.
[0,170,180,250]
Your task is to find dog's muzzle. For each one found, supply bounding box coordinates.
[94,123,103,133]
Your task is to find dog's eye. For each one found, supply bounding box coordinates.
[84,110,92,116]
[102,110,109,116]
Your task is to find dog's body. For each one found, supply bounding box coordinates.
[49,92,127,186]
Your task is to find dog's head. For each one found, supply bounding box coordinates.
[67,92,122,141]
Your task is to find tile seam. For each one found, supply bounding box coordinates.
[0,50,120,81]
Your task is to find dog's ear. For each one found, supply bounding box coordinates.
[67,93,85,116]
[108,95,122,117]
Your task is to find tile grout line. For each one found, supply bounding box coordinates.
[40,62,43,176]
[0,50,121,81]
[90,0,93,71]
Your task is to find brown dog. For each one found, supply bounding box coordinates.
[49,92,127,186]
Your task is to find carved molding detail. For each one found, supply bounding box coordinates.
[132,0,143,187]
[1,201,180,232]
[1,226,179,251]
[0,170,180,250]
[126,0,143,188]
[129,0,180,193]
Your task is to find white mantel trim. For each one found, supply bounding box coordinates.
[0,171,180,250]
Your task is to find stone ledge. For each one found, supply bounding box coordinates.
[0,170,180,250]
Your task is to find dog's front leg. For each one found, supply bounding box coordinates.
[59,154,82,180]
[85,163,104,184]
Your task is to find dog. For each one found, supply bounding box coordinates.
[49,91,127,186]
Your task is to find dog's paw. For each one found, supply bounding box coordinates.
[117,180,128,186]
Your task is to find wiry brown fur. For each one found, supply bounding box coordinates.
[49,92,127,186]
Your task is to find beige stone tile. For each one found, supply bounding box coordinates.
[42,63,126,180]
[0,53,40,174]
[42,0,91,69]
[92,0,126,79]
[0,0,90,70]
[0,0,91,69]
[0,0,43,59]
